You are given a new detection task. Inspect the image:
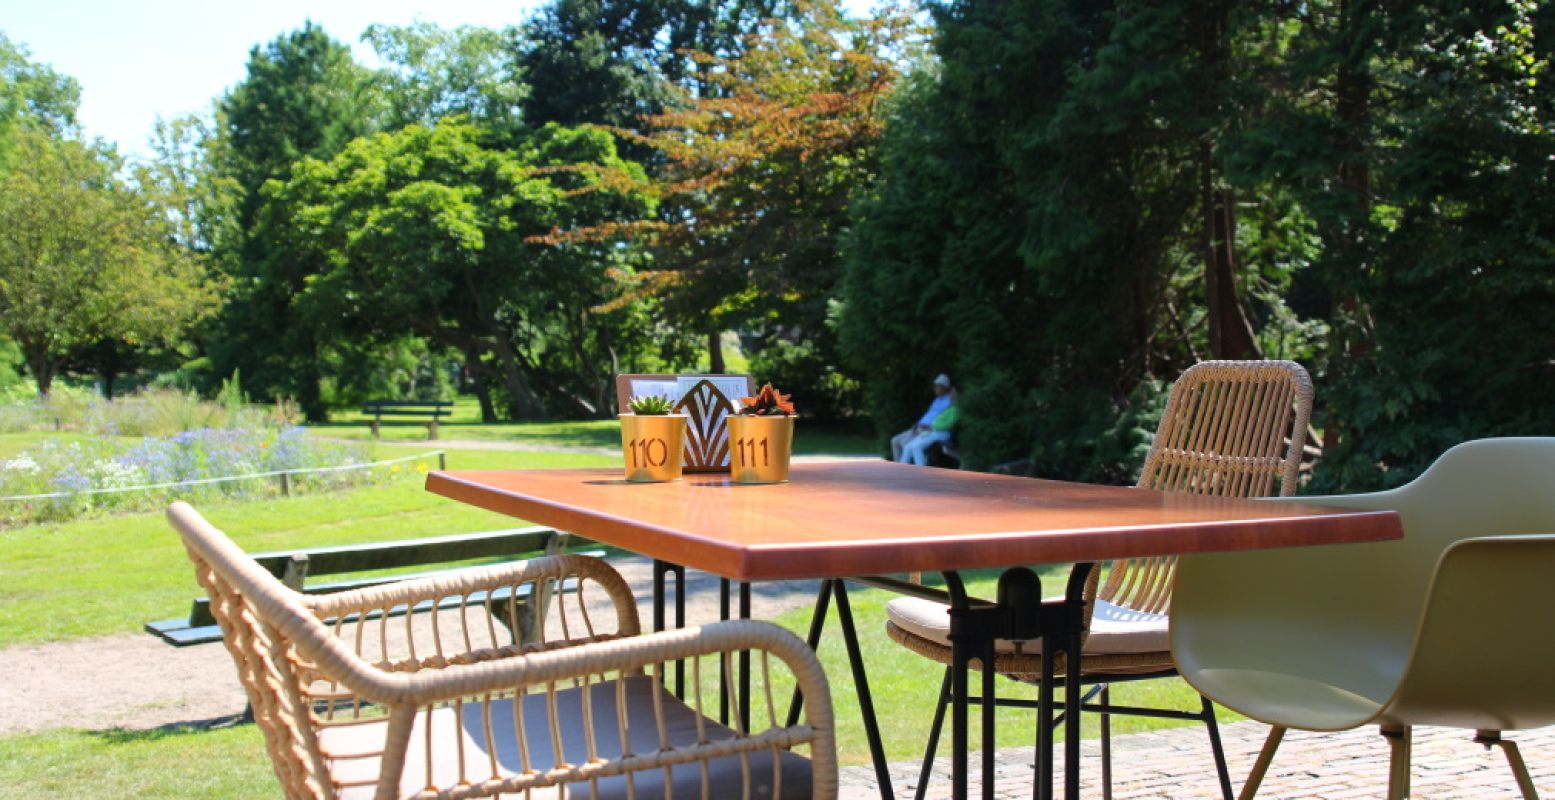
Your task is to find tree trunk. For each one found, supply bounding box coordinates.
[462,343,498,423]
[23,346,53,398]
[1324,0,1375,453]
[489,326,545,419]
[708,330,726,374]
[1204,184,1261,360]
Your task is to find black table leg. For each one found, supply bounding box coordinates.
[785,579,833,727]
[834,580,896,800]
[739,582,752,730]
[720,577,732,724]
[1063,564,1094,800]
[651,560,686,697]
[945,572,973,800]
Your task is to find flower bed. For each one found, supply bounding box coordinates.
[0,426,417,526]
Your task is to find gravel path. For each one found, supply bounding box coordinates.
[0,555,825,734]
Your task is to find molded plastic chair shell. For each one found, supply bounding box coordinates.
[1171,437,1555,798]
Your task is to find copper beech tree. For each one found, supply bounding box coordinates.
[541,0,923,375]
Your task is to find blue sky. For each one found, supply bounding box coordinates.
[1,0,549,158]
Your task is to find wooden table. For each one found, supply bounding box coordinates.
[426,461,1402,800]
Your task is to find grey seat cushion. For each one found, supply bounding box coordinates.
[321,674,814,799]
[886,595,1169,655]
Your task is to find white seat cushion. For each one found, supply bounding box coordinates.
[319,674,813,799]
[885,595,1169,656]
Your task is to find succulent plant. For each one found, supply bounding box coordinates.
[628,394,675,415]
[737,383,796,416]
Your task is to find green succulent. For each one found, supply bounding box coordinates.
[628,394,675,415]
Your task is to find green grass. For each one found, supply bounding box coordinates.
[312,396,878,454]
[0,424,1215,794]
[0,441,615,645]
[0,725,274,800]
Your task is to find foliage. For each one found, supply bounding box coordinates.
[0,128,217,397]
[204,23,379,420]
[364,21,527,136]
[627,395,674,415]
[0,386,299,437]
[552,0,921,415]
[738,383,796,416]
[0,32,79,162]
[266,118,657,421]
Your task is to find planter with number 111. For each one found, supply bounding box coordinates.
[728,383,796,484]
[619,395,687,482]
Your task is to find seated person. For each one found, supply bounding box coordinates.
[892,374,955,462]
[902,400,959,466]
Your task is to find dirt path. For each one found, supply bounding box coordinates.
[0,556,825,734]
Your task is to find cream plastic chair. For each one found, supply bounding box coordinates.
[884,360,1313,800]
[168,502,837,800]
[1172,437,1555,800]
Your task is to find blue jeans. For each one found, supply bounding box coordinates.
[901,430,953,466]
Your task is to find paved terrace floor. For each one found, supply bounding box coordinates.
[840,720,1555,799]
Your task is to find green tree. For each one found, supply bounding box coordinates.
[364,21,527,135]
[207,23,377,419]
[0,33,80,160]
[0,130,214,395]
[267,119,655,420]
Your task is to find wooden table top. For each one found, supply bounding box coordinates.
[425,461,1401,581]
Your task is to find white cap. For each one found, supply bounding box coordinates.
[934,374,952,387]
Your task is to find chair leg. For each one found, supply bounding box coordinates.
[1200,696,1234,800]
[1238,726,1286,800]
[915,667,953,800]
[1100,685,1113,800]
[1382,725,1412,800]
[1476,730,1541,800]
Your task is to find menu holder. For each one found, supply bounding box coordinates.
[616,373,755,473]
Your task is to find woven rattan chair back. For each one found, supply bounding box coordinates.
[171,503,837,800]
[1096,360,1314,615]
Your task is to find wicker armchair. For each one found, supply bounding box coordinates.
[169,502,837,799]
[884,360,1313,800]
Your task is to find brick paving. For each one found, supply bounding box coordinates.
[840,719,1555,798]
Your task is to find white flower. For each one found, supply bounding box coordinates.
[2,455,40,475]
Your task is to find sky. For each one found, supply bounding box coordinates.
[1,0,546,159]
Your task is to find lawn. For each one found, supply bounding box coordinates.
[0,422,1220,795]
[313,395,880,455]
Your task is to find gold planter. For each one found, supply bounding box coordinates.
[619,414,688,482]
[726,414,795,484]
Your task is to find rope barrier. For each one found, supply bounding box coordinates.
[0,450,447,502]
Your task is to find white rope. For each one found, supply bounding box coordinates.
[0,450,445,502]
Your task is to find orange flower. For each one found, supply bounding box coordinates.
[738,383,796,416]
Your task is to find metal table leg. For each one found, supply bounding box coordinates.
[786,578,897,800]
[651,559,686,697]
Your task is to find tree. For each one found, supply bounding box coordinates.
[266,119,655,420]
[551,0,918,416]
[364,21,527,136]
[0,129,214,395]
[206,23,377,419]
[0,33,80,160]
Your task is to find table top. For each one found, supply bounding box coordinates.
[425,461,1401,581]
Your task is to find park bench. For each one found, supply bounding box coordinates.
[146,526,601,647]
[361,399,453,439]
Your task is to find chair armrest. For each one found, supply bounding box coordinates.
[303,553,637,634]
[364,620,839,800]
[1389,533,1555,729]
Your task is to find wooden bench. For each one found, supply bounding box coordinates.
[361,400,453,439]
[146,526,600,647]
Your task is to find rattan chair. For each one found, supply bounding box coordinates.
[169,502,838,799]
[1173,437,1555,800]
[884,360,1313,800]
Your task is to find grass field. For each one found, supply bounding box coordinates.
[0,421,1220,795]
[314,396,881,455]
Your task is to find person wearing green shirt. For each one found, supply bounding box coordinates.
[901,401,959,466]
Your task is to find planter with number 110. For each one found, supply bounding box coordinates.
[727,383,796,483]
[619,395,687,482]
